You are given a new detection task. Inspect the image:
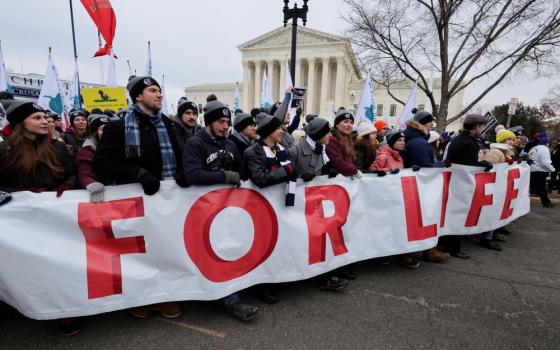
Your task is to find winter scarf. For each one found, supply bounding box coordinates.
[125,105,176,179]
[261,141,297,207]
[232,129,253,147]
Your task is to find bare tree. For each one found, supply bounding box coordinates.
[344,0,560,130]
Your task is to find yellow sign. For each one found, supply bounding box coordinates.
[81,87,128,111]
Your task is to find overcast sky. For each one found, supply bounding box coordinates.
[0,0,554,113]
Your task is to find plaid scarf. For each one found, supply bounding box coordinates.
[125,106,176,179]
[260,140,296,206]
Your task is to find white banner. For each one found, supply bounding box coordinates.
[0,164,530,320]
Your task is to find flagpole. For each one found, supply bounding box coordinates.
[68,0,82,109]
[126,60,133,77]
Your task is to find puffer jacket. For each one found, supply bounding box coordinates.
[370,146,404,171]
[402,120,442,168]
[244,142,291,188]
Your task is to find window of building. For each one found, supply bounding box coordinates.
[390,104,397,117]
[377,104,384,116]
[418,104,425,111]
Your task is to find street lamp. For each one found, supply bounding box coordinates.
[283,0,309,85]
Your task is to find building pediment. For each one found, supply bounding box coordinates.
[238,26,348,51]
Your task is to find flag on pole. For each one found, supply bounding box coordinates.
[80,0,117,57]
[144,41,152,77]
[106,50,118,87]
[160,74,169,115]
[285,60,297,122]
[233,83,240,112]
[0,42,12,93]
[67,67,82,111]
[261,70,273,110]
[355,75,376,124]
[38,50,69,129]
[396,79,418,130]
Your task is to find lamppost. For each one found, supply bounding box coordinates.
[283,0,309,86]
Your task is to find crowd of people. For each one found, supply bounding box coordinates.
[0,75,555,336]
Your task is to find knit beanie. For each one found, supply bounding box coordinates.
[536,132,549,144]
[496,129,516,144]
[385,130,405,148]
[233,113,255,132]
[69,110,87,126]
[428,131,440,144]
[177,97,198,117]
[6,101,45,126]
[257,114,282,139]
[334,108,354,126]
[127,76,161,102]
[88,114,110,135]
[374,119,389,131]
[356,121,377,137]
[413,111,434,125]
[306,117,331,141]
[203,99,231,125]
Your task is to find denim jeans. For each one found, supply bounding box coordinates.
[481,230,494,240]
[222,292,240,308]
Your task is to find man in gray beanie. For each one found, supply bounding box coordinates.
[173,97,202,149]
[228,113,257,163]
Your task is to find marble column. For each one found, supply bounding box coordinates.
[335,57,347,109]
[254,61,262,108]
[242,61,252,112]
[279,59,286,100]
[306,58,317,115]
[320,57,331,116]
[294,58,303,88]
[267,60,276,103]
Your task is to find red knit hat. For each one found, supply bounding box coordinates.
[374,120,388,131]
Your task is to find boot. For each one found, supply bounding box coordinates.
[492,232,508,242]
[480,239,502,251]
[319,275,349,291]
[423,247,449,263]
[153,302,182,318]
[226,301,258,322]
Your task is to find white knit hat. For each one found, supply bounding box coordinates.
[356,121,377,137]
[428,130,440,144]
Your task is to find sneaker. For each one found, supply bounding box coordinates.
[450,251,470,259]
[492,232,508,242]
[480,239,502,251]
[423,247,450,263]
[153,302,182,318]
[226,301,258,322]
[59,318,81,336]
[496,227,512,236]
[319,275,349,291]
[129,306,150,318]
[398,255,421,269]
[256,287,279,304]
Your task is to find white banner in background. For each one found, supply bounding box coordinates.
[0,164,530,320]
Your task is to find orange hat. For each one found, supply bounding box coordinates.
[374,119,388,131]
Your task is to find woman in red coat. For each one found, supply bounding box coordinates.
[326,109,358,176]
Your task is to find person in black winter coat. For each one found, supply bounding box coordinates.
[173,97,202,150]
[228,113,257,180]
[182,97,259,323]
[64,110,89,157]
[444,114,501,254]
[94,76,187,195]
[402,111,444,168]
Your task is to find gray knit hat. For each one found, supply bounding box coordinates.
[306,117,331,141]
[6,101,45,126]
[177,97,198,117]
[334,108,354,126]
[233,113,255,132]
[413,111,434,125]
[257,113,282,139]
[203,99,231,125]
[127,76,161,102]
[385,130,405,148]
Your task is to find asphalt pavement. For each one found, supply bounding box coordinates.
[1,197,559,350]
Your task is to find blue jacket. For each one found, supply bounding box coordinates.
[402,120,443,168]
[183,129,245,186]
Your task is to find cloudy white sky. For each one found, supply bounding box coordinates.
[0,0,555,112]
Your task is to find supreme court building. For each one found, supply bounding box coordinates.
[185,26,465,130]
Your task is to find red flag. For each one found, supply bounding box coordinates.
[80,0,116,57]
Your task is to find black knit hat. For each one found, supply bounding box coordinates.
[69,110,87,126]
[177,97,198,117]
[203,99,231,125]
[46,110,60,121]
[88,114,110,135]
[233,113,255,132]
[257,114,282,139]
[413,111,434,125]
[385,130,405,148]
[6,101,45,126]
[306,117,331,141]
[127,76,161,102]
[334,108,354,126]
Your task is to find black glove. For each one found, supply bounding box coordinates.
[301,173,316,182]
[374,170,387,177]
[295,107,303,118]
[224,171,241,187]
[137,169,160,195]
[361,169,376,174]
[0,191,12,207]
[444,160,452,168]
[389,168,400,175]
[478,160,493,172]
[412,165,421,172]
[526,159,535,166]
[174,174,189,188]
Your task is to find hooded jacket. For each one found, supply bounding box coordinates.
[402,120,442,168]
[371,146,404,171]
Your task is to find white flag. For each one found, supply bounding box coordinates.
[106,51,118,87]
[144,42,152,77]
[396,80,418,130]
[261,70,273,110]
[355,75,376,124]
[66,67,81,111]
[285,60,297,122]
[0,42,12,93]
[160,75,169,116]
[38,52,69,129]
[233,83,240,112]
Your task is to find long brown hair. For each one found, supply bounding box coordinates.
[332,128,356,161]
[3,124,64,184]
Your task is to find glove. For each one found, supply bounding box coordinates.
[412,165,421,172]
[478,160,493,172]
[223,171,241,187]
[301,173,316,182]
[506,159,514,165]
[56,183,74,198]
[174,174,189,188]
[374,170,387,177]
[443,160,452,168]
[389,168,400,175]
[295,107,303,118]
[0,191,12,207]
[86,182,105,203]
[283,164,295,176]
[526,159,535,166]
[137,169,160,195]
[328,167,339,178]
[352,170,363,179]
